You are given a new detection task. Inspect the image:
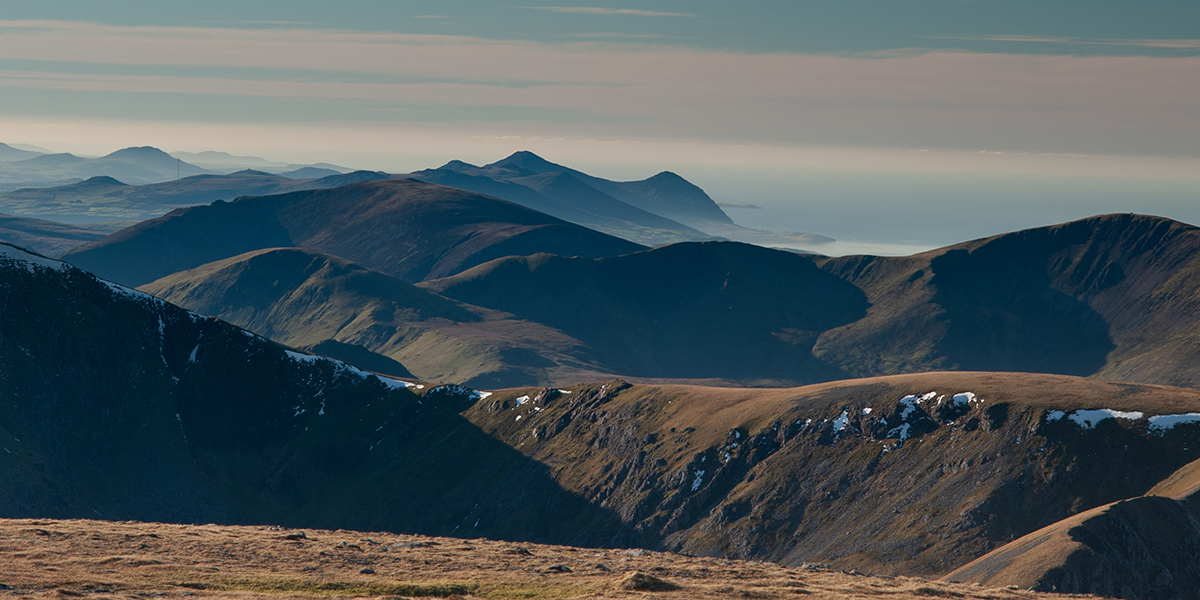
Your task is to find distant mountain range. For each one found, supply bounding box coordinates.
[0,146,208,188]
[0,146,833,251]
[0,169,391,223]
[168,150,349,176]
[0,144,351,192]
[63,179,645,287]
[406,151,832,247]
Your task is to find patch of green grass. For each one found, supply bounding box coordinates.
[173,578,473,597]
[173,578,605,600]
[474,581,607,600]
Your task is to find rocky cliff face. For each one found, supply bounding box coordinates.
[463,373,1200,579]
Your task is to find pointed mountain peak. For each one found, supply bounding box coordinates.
[643,171,701,189]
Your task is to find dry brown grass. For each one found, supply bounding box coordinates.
[0,519,1089,600]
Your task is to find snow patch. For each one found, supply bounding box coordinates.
[899,392,937,420]
[187,344,199,364]
[887,423,913,441]
[833,410,850,432]
[375,375,417,390]
[285,350,323,364]
[515,395,530,406]
[952,392,982,407]
[428,384,490,401]
[691,470,706,491]
[1148,413,1200,433]
[861,408,873,415]
[1070,409,1143,429]
[0,244,69,272]
[103,280,162,305]
[1049,408,1144,429]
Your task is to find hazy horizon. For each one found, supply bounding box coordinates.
[1,1,1197,254]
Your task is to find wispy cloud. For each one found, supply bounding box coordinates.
[0,20,1196,161]
[567,32,667,39]
[519,6,696,17]
[933,34,1200,50]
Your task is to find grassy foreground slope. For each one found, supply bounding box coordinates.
[0,518,1065,600]
[62,179,645,287]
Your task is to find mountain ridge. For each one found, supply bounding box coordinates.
[63,179,646,287]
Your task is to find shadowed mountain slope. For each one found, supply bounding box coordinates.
[423,241,868,383]
[140,248,615,388]
[945,456,1200,599]
[62,179,645,287]
[813,213,1200,388]
[0,242,619,546]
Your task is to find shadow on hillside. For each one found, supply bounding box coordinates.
[930,245,1114,376]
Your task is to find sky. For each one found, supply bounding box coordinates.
[1,1,1198,253]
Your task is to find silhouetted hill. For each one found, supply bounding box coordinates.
[64,179,645,287]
